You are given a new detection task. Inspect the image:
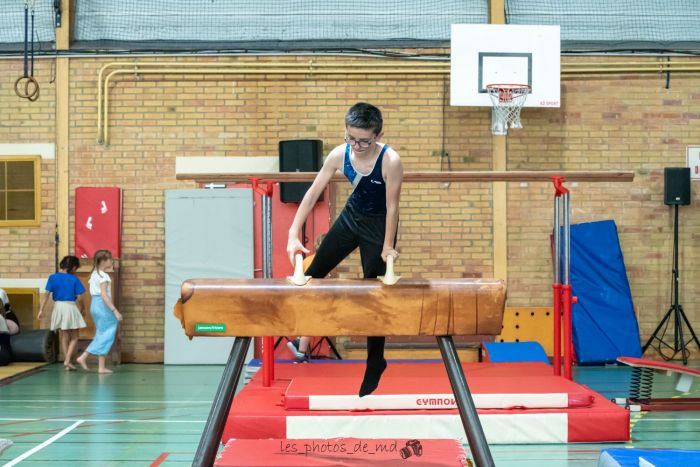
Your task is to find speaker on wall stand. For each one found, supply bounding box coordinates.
[643,167,699,363]
[278,139,324,204]
[663,167,690,206]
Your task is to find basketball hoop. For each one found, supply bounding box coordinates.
[486,84,531,136]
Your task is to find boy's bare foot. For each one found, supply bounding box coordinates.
[76,354,89,371]
[97,368,113,374]
[64,363,76,371]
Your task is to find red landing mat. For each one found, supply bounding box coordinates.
[215,438,468,466]
[224,362,630,445]
[285,376,594,410]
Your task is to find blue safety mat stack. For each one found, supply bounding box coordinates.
[562,220,642,364]
[598,448,700,466]
[482,341,549,363]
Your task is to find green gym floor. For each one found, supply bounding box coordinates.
[0,363,698,466]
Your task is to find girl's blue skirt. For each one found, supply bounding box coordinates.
[86,296,118,356]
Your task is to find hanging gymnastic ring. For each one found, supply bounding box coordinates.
[25,77,40,101]
[14,76,39,100]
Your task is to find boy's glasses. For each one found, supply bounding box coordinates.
[344,134,375,148]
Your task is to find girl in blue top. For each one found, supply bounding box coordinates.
[38,255,87,370]
[287,103,403,397]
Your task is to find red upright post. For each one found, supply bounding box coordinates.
[552,283,562,376]
[262,336,274,387]
[550,177,568,377]
[250,178,276,387]
[562,284,573,380]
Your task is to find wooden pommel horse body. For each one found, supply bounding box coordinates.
[175,278,506,467]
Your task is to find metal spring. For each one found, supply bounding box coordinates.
[629,367,654,401]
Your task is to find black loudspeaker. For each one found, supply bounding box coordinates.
[664,167,691,206]
[279,139,323,203]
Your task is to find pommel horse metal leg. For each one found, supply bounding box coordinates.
[193,337,251,467]
[437,336,495,467]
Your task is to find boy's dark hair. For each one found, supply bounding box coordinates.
[59,255,81,273]
[345,102,383,135]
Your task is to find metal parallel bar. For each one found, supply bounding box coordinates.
[562,192,573,380]
[261,194,275,387]
[552,195,562,376]
[553,195,560,291]
[193,336,251,467]
[436,336,494,467]
[176,171,635,184]
[563,193,570,286]
[263,195,273,279]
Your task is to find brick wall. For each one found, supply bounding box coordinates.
[1,54,698,361]
[507,63,700,347]
[0,59,56,277]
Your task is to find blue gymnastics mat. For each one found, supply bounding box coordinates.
[482,341,549,363]
[598,448,700,466]
[563,220,642,364]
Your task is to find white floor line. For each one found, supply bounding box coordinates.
[0,418,205,423]
[3,420,84,467]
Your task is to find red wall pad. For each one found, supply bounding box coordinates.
[75,187,122,258]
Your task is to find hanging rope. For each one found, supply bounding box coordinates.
[14,0,40,101]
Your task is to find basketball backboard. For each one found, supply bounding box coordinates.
[451,24,560,108]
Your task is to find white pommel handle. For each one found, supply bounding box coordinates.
[287,253,311,286]
[379,254,400,285]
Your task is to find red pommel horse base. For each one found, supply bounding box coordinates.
[174,277,506,467]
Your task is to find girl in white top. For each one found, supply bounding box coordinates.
[76,249,122,373]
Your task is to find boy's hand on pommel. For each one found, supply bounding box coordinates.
[286,236,310,266]
[381,247,399,262]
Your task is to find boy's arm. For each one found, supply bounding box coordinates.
[382,150,403,261]
[287,147,342,265]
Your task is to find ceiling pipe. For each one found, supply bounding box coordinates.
[96,58,700,145]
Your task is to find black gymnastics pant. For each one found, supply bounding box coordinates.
[305,203,395,366]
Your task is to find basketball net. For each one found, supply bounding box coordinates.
[486,84,531,136]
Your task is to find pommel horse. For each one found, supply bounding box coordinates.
[174,277,506,467]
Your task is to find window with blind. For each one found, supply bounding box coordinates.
[0,156,41,226]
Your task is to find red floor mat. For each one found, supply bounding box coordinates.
[224,362,629,444]
[215,438,468,466]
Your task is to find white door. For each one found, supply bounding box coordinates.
[164,188,253,364]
